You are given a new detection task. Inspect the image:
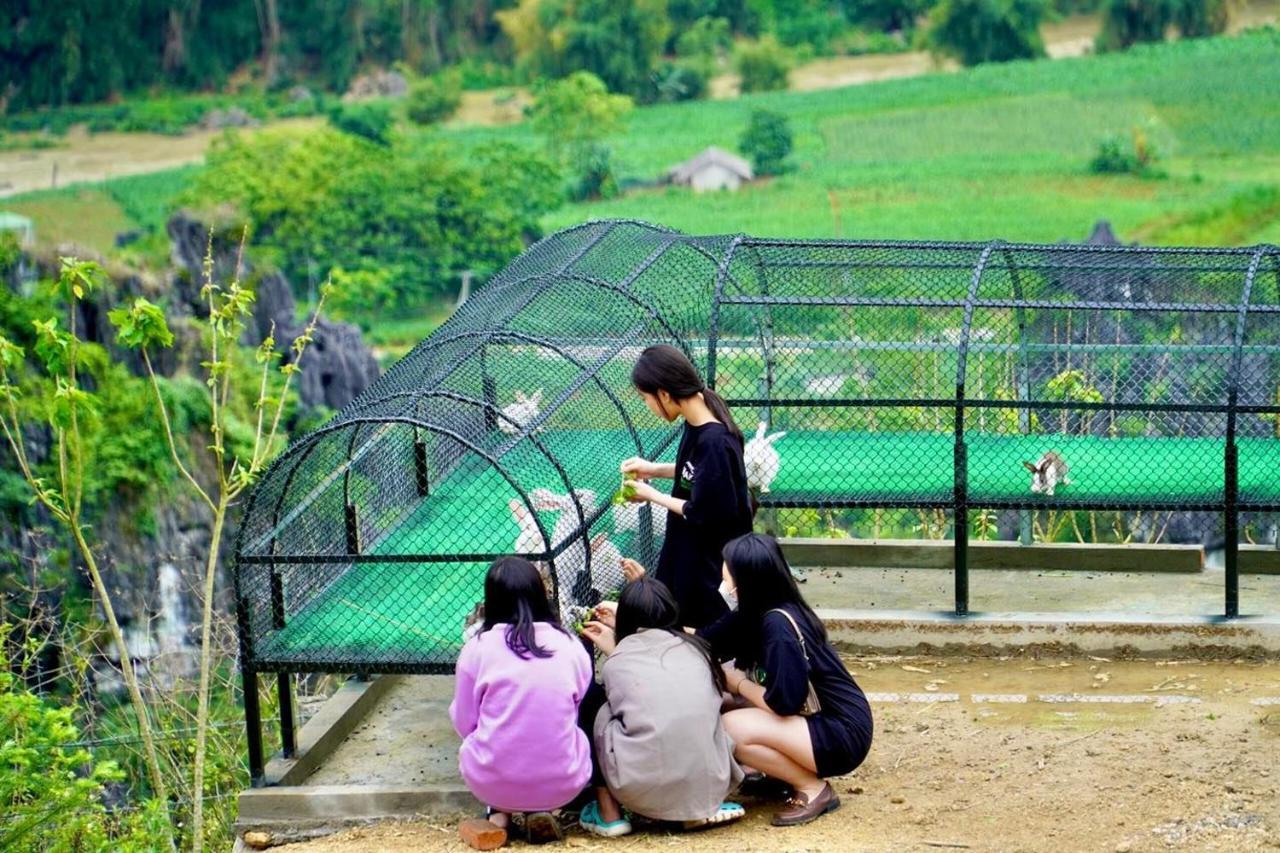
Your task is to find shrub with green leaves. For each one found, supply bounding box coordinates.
[327,99,395,144]
[1096,0,1173,51]
[927,0,1047,66]
[736,35,793,93]
[1089,124,1161,176]
[0,626,166,851]
[187,128,562,311]
[406,72,463,126]
[739,109,794,176]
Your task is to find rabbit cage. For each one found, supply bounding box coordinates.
[234,220,1280,777]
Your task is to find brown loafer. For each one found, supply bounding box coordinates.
[771,782,840,827]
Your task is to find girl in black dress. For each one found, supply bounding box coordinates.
[701,533,874,827]
[617,344,754,629]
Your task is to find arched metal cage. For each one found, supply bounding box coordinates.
[234,220,1279,778]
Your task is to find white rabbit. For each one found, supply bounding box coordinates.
[508,497,547,557]
[1023,451,1072,497]
[744,421,787,494]
[528,488,631,617]
[498,389,543,435]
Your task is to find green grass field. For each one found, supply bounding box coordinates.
[5,29,1278,296]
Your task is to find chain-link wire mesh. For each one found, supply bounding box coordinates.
[234,223,1280,674]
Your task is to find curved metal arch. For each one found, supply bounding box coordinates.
[706,234,748,388]
[1226,245,1272,429]
[246,408,580,566]
[955,241,1003,391]
[335,330,646,454]
[423,271,691,360]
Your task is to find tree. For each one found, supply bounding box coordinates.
[528,71,633,165]
[188,126,562,311]
[927,0,1047,66]
[0,260,174,849]
[735,35,793,93]
[1173,0,1229,38]
[497,0,671,99]
[739,108,793,175]
[1095,0,1173,51]
[405,70,463,125]
[675,15,733,78]
[109,236,328,853]
[327,99,396,144]
[842,0,930,32]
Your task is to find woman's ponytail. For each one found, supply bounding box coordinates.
[701,386,744,448]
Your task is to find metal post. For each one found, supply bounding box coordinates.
[413,438,430,497]
[278,672,297,759]
[242,666,265,785]
[954,413,969,616]
[1224,441,1239,618]
[345,503,360,554]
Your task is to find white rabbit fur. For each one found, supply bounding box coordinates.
[611,498,667,539]
[744,420,787,494]
[498,389,543,435]
[524,488,623,617]
[1024,451,1071,497]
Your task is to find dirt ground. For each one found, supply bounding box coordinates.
[277,655,1280,853]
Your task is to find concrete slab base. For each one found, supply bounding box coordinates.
[821,608,1280,657]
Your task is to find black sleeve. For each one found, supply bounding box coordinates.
[682,433,743,530]
[761,612,810,717]
[696,611,744,663]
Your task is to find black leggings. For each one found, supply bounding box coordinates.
[577,679,608,788]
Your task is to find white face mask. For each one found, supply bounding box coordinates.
[718,579,739,611]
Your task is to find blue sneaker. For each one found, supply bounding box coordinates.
[683,801,746,830]
[579,801,633,837]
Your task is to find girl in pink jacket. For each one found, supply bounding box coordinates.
[450,557,593,848]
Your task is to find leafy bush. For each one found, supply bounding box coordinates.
[927,0,1047,66]
[1173,0,1230,38]
[187,127,562,311]
[652,61,709,102]
[497,0,671,100]
[1089,124,1162,176]
[406,72,463,125]
[571,143,620,200]
[327,99,395,144]
[736,35,793,93]
[739,109,794,175]
[844,0,931,32]
[1096,0,1173,51]
[675,16,733,78]
[0,625,166,850]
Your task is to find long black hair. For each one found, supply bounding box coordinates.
[614,576,727,695]
[722,533,826,672]
[631,344,744,447]
[481,556,567,659]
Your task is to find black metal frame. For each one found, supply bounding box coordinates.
[234,221,1280,782]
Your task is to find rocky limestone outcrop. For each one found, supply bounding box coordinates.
[167,210,380,409]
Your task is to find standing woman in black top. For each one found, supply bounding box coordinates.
[617,345,755,629]
[701,533,874,827]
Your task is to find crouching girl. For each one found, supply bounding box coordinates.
[578,577,744,836]
[450,557,593,849]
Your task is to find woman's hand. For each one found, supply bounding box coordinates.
[593,601,617,629]
[625,480,662,504]
[620,457,661,479]
[621,558,647,582]
[722,663,749,695]
[582,621,617,655]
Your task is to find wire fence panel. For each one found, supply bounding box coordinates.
[233,223,1280,675]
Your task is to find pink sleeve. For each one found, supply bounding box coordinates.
[449,639,481,738]
[574,639,593,700]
